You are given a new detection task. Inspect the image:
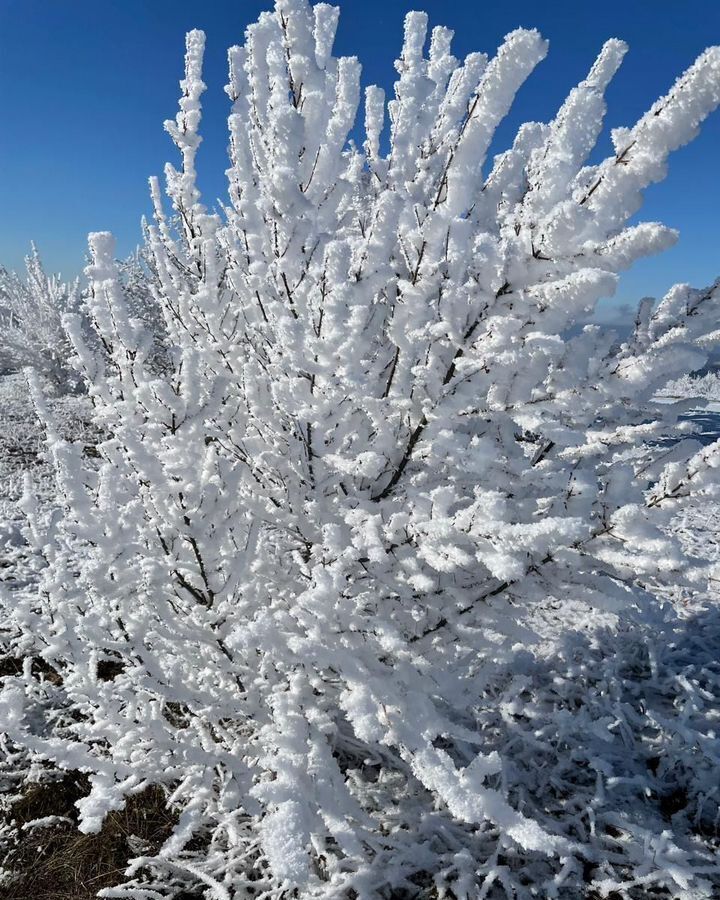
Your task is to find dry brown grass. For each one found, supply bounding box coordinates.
[0,656,63,684]
[0,770,177,900]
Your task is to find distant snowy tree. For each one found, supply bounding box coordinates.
[0,244,166,391]
[0,245,81,389]
[3,2,720,897]
[656,277,720,402]
[662,368,720,400]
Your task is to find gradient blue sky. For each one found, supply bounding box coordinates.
[1,0,719,318]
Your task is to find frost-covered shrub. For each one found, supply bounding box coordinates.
[118,249,172,375]
[0,246,82,390]
[3,2,720,897]
[661,370,720,401]
[652,278,720,403]
[0,244,166,391]
[0,373,98,507]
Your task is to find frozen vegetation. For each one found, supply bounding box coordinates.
[661,370,720,402]
[0,1,720,897]
[0,246,83,390]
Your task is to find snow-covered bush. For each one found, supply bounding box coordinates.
[0,245,81,390]
[118,249,172,375]
[0,244,166,390]
[3,2,720,897]
[660,370,720,401]
[652,278,720,403]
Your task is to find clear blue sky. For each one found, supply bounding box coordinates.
[1,0,719,317]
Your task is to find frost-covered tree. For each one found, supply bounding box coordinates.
[0,245,81,389]
[3,3,720,897]
[662,368,720,400]
[657,278,720,402]
[0,244,165,390]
